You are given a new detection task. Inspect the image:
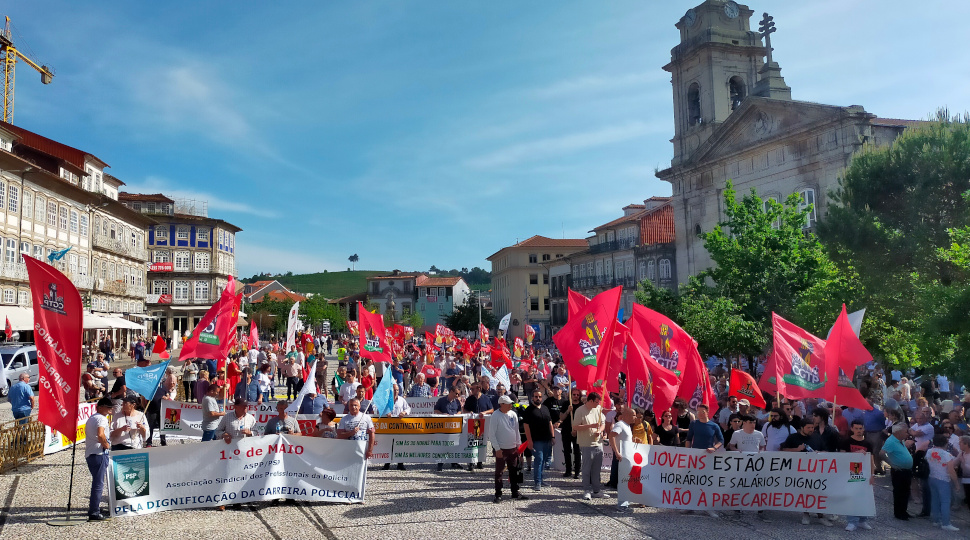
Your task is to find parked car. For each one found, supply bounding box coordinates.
[1,343,38,396]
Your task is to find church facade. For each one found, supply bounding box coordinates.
[656,0,918,284]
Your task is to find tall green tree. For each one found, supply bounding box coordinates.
[443,300,498,332]
[818,113,970,370]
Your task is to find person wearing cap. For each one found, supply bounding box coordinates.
[216,397,257,444]
[486,395,527,503]
[84,397,113,521]
[110,396,149,450]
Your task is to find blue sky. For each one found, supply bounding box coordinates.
[6,1,969,277]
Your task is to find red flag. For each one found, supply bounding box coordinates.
[524,324,536,345]
[152,335,170,360]
[628,304,715,410]
[347,321,359,337]
[823,305,871,403]
[567,289,590,320]
[490,345,513,370]
[424,332,439,351]
[552,287,621,391]
[729,369,766,409]
[180,277,238,361]
[626,338,680,415]
[358,301,392,364]
[249,323,259,349]
[478,323,489,344]
[599,321,629,394]
[24,256,83,441]
[4,316,11,341]
[759,313,827,401]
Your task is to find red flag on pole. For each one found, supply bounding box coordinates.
[478,323,489,344]
[24,256,82,441]
[626,338,680,415]
[249,323,259,349]
[4,316,11,341]
[823,304,872,403]
[759,312,827,401]
[357,301,392,364]
[567,289,590,320]
[152,335,170,360]
[552,287,621,391]
[599,321,629,394]
[628,304,715,410]
[179,277,238,361]
[729,368,766,409]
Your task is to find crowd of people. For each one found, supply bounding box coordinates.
[67,329,970,532]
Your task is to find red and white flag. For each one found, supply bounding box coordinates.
[248,323,259,349]
[478,323,489,344]
[524,324,536,345]
[759,312,827,402]
[552,287,620,392]
[4,316,11,341]
[357,302,392,364]
[24,256,83,441]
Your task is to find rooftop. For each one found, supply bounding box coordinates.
[0,120,107,170]
[119,192,174,203]
[253,290,307,303]
[419,276,464,287]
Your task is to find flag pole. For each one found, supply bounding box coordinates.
[47,434,88,526]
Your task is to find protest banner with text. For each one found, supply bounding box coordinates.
[618,444,875,516]
[109,434,366,516]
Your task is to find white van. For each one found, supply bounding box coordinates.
[1,344,38,396]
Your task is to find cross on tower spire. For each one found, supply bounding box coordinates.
[758,12,776,65]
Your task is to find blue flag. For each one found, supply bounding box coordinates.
[47,246,72,263]
[372,363,395,416]
[125,360,171,399]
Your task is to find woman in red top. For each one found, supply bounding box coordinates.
[360,362,375,400]
[226,359,242,396]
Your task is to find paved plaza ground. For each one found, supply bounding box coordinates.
[0,352,968,539]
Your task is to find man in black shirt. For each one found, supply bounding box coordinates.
[559,388,584,478]
[524,390,555,490]
[781,421,832,527]
[463,383,493,471]
[543,386,567,425]
[434,387,463,471]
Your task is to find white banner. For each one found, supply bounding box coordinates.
[404,397,438,416]
[161,400,318,438]
[109,434,366,516]
[285,302,300,351]
[550,429,612,472]
[43,402,98,455]
[618,444,875,516]
[368,416,483,464]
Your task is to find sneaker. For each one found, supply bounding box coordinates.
[707,511,719,518]
[476,462,483,469]
[87,514,107,522]
[492,495,501,504]
[532,485,541,492]
[583,492,592,500]
[801,515,810,525]
[819,518,833,527]
[596,492,611,499]
[931,522,940,527]
[563,471,573,478]
[573,473,580,479]
[941,525,960,532]
[845,524,857,532]
[859,522,872,530]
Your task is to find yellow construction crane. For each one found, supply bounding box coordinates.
[0,16,53,124]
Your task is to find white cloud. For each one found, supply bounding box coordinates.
[123,177,278,219]
[464,121,661,169]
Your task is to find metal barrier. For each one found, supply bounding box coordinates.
[0,416,46,473]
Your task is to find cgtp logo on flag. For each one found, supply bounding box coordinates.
[788,339,822,390]
[578,313,604,366]
[41,282,67,315]
[648,323,680,374]
[197,315,220,346]
[363,327,383,353]
[630,379,654,411]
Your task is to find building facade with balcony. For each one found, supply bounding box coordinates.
[564,198,676,319]
[365,271,422,324]
[120,193,241,339]
[415,276,470,330]
[0,122,152,336]
[487,236,587,340]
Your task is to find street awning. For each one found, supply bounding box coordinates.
[105,317,145,330]
[0,306,33,331]
[83,313,115,329]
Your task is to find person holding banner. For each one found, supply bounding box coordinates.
[265,400,301,436]
[109,396,148,450]
[337,398,375,459]
[84,397,113,522]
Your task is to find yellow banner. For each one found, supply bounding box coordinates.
[373,416,462,435]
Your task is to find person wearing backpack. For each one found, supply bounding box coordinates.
[881,423,915,520]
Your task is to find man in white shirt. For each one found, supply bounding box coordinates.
[729,415,767,452]
[247,347,259,369]
[937,374,951,399]
[109,396,149,450]
[486,395,527,503]
[718,396,740,430]
[337,398,375,459]
[339,373,361,407]
[85,398,113,521]
[609,406,635,511]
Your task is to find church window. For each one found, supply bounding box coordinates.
[687,83,701,126]
[729,76,745,110]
